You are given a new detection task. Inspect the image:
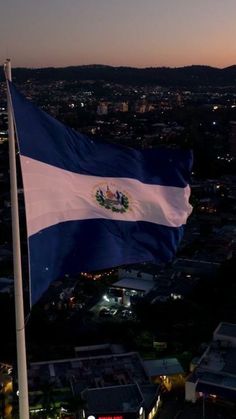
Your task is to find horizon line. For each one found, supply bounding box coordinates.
[6,63,236,71]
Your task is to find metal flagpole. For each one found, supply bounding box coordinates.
[4,59,30,419]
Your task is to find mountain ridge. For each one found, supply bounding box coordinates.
[1,64,236,86]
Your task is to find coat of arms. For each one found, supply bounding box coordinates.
[95,185,129,213]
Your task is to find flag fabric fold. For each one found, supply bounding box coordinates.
[9,82,193,305]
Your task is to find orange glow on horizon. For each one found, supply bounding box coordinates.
[1,0,236,70]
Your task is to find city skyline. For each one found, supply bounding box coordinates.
[1,0,236,69]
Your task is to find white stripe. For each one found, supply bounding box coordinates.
[20,156,192,237]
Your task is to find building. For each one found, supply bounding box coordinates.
[116,102,129,112]
[97,102,108,115]
[143,358,185,391]
[83,384,160,419]
[28,349,161,418]
[0,109,8,144]
[229,121,236,158]
[185,322,236,404]
[109,268,158,306]
[110,277,155,306]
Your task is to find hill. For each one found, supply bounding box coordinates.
[1,64,236,86]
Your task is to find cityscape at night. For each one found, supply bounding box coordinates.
[0,65,236,418]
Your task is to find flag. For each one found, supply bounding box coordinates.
[9,82,193,305]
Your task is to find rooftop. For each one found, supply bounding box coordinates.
[84,384,143,413]
[198,346,236,376]
[112,278,155,293]
[215,322,236,339]
[143,358,184,377]
[28,352,149,392]
[74,344,125,358]
[198,371,236,390]
[188,323,236,396]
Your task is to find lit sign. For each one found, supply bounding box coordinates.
[98,416,123,419]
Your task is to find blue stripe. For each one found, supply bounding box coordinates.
[29,219,184,304]
[10,82,193,188]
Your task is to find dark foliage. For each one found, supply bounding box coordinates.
[1,64,236,86]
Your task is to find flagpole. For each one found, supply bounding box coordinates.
[4,59,30,419]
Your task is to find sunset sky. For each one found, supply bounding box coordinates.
[1,0,236,69]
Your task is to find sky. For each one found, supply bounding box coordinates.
[1,0,236,69]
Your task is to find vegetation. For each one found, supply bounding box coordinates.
[2,65,236,86]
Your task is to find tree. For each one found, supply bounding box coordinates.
[63,394,87,419]
[35,380,59,419]
[0,388,5,419]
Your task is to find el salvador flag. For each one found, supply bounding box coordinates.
[9,82,193,305]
